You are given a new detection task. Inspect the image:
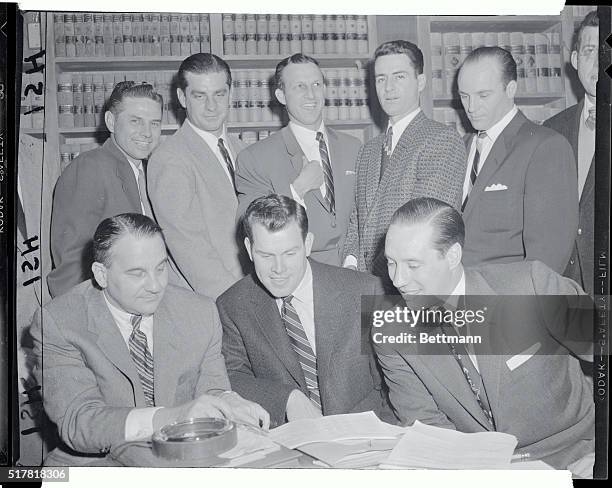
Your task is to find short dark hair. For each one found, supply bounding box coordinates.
[93,213,164,267]
[242,194,309,244]
[275,53,322,90]
[177,53,232,92]
[106,81,163,115]
[461,46,517,87]
[374,40,424,75]
[389,197,465,254]
[573,10,599,52]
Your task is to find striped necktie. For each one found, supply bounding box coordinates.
[379,125,393,182]
[137,165,154,218]
[316,131,335,215]
[585,106,596,131]
[217,137,237,192]
[461,131,487,212]
[281,295,322,411]
[129,314,155,407]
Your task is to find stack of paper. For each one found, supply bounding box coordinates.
[380,421,518,469]
[269,411,406,468]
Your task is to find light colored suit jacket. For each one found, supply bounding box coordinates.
[235,126,360,266]
[375,261,594,470]
[30,281,230,466]
[48,138,142,298]
[148,122,248,300]
[217,260,395,427]
[544,100,595,295]
[462,110,579,274]
[343,111,467,282]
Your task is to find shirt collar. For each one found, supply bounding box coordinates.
[387,107,420,135]
[443,268,465,310]
[583,96,595,122]
[481,105,518,144]
[285,260,313,305]
[103,291,136,325]
[187,118,228,146]
[289,121,326,141]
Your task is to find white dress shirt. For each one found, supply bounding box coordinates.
[275,261,317,354]
[187,119,236,186]
[462,105,518,203]
[103,294,162,441]
[577,96,595,197]
[288,121,331,209]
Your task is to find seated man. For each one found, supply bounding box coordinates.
[376,197,594,475]
[31,213,268,466]
[217,194,394,427]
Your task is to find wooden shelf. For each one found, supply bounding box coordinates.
[429,15,562,32]
[21,128,46,138]
[221,54,370,69]
[433,92,566,107]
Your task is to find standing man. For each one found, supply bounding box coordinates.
[544,11,599,295]
[148,53,247,300]
[458,46,578,273]
[32,213,268,466]
[48,81,163,298]
[217,195,394,428]
[377,198,594,475]
[342,40,466,283]
[235,54,361,266]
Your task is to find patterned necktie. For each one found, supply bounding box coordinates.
[379,125,393,182]
[585,106,596,131]
[461,131,488,212]
[281,295,322,411]
[137,165,154,218]
[316,131,335,215]
[129,314,155,407]
[217,137,237,192]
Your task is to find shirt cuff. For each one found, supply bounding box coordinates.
[343,255,358,268]
[290,184,307,209]
[125,407,164,441]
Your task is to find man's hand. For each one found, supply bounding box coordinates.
[292,157,324,199]
[285,389,323,422]
[218,391,270,430]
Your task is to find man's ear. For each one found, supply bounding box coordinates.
[275,88,287,106]
[92,261,108,288]
[446,242,463,270]
[304,232,314,257]
[104,111,115,134]
[505,79,518,99]
[417,73,426,93]
[177,87,187,110]
[570,50,578,71]
[244,237,253,261]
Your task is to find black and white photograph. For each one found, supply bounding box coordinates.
[0,0,610,486]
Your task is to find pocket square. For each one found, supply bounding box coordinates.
[506,342,541,371]
[345,170,356,175]
[484,184,508,192]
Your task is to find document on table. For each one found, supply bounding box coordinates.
[380,420,519,469]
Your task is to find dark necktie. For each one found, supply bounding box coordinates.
[316,131,335,215]
[461,131,487,212]
[585,106,595,131]
[281,295,322,411]
[379,125,393,182]
[217,137,236,192]
[137,165,154,218]
[129,314,155,407]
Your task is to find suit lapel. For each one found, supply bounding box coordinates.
[105,137,142,212]
[86,287,145,406]
[152,297,182,406]
[570,100,583,165]
[249,280,306,387]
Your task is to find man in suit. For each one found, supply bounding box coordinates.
[48,81,163,298]
[148,53,247,300]
[544,11,599,295]
[217,195,394,427]
[343,40,466,284]
[457,46,578,273]
[235,54,361,266]
[376,197,594,475]
[31,213,269,466]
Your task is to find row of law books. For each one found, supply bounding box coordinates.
[430,31,564,96]
[53,12,211,58]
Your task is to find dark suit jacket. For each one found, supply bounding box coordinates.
[148,122,248,300]
[30,281,231,466]
[375,261,594,470]
[48,138,142,298]
[235,126,360,266]
[343,111,467,281]
[544,99,595,295]
[462,110,579,274]
[217,260,394,427]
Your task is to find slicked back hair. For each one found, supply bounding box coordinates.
[242,194,309,244]
[461,46,517,88]
[177,53,232,92]
[274,53,322,91]
[106,81,163,115]
[374,40,424,75]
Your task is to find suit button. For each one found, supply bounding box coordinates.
[570,259,575,265]
[577,228,582,236]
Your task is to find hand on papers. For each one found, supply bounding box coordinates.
[286,389,323,422]
[218,391,271,430]
[292,156,324,199]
